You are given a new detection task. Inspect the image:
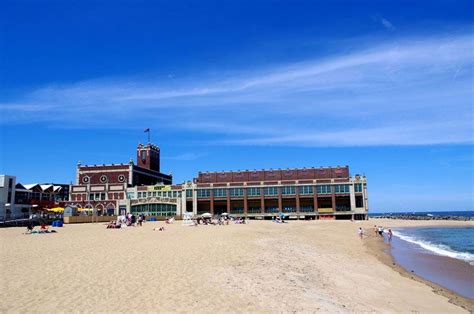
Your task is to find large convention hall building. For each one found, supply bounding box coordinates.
[67,142,369,220]
[126,167,369,220]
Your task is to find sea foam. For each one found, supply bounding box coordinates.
[393,231,474,265]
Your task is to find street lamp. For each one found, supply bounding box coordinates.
[4,203,11,221]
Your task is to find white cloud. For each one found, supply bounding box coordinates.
[381,18,395,31]
[163,152,206,161]
[373,15,396,31]
[1,33,472,147]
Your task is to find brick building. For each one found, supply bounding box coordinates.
[67,143,172,215]
[126,166,369,220]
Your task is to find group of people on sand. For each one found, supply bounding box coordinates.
[373,225,393,241]
[25,222,57,234]
[190,215,247,226]
[106,213,145,229]
[152,217,174,231]
[272,216,286,224]
[357,225,393,241]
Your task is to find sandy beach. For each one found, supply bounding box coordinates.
[0,219,473,313]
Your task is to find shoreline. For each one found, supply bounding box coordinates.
[365,220,474,312]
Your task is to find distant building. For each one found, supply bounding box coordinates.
[16,183,69,208]
[0,175,68,220]
[66,143,172,215]
[125,167,369,220]
[0,175,19,219]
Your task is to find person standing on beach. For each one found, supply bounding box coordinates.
[388,229,393,241]
[378,226,384,237]
[358,227,364,239]
[374,225,378,235]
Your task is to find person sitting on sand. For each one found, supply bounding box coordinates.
[25,222,34,234]
[40,223,49,233]
[154,226,165,231]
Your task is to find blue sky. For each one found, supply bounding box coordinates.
[0,0,473,212]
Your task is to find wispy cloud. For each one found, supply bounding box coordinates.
[372,14,396,31]
[163,152,206,161]
[1,33,472,147]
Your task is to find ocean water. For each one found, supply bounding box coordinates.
[393,227,474,265]
[369,210,474,218]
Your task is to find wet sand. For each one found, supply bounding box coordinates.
[368,219,474,312]
[0,219,472,312]
[390,233,474,299]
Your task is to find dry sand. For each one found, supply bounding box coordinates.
[0,219,473,313]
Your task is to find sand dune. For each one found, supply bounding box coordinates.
[0,219,472,312]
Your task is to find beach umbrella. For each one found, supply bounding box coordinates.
[201,213,212,218]
[221,213,229,216]
[50,207,65,213]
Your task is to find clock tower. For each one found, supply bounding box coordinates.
[136,143,160,172]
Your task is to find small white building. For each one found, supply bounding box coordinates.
[0,175,31,220]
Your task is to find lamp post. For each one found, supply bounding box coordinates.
[31,204,38,218]
[4,203,11,221]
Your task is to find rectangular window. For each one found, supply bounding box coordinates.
[186,189,193,198]
[299,185,313,195]
[137,192,143,198]
[89,194,94,201]
[247,187,261,196]
[281,186,295,195]
[101,193,106,200]
[197,189,211,198]
[335,184,350,194]
[264,187,278,196]
[213,188,226,198]
[229,188,244,197]
[355,183,362,193]
[316,185,332,194]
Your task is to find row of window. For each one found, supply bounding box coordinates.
[89,193,106,201]
[195,206,356,214]
[132,190,182,199]
[130,203,177,217]
[190,184,363,198]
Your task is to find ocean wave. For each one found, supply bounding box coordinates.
[393,231,474,265]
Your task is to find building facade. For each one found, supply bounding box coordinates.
[66,143,172,215]
[125,166,369,220]
[0,175,18,219]
[0,175,68,220]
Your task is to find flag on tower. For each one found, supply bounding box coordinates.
[144,128,151,143]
